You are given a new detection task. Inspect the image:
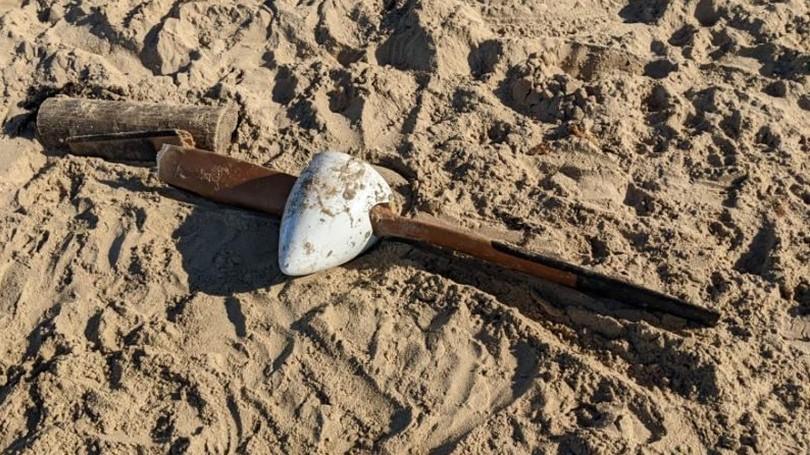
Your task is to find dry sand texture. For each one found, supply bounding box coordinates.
[1,0,809,453]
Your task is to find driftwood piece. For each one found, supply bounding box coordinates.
[37,97,237,153]
[66,130,195,162]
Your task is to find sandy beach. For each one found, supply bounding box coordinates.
[1,0,808,452]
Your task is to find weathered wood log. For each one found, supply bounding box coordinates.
[66,130,195,162]
[36,97,237,154]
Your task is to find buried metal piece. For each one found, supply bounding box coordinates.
[157,148,720,326]
[278,151,393,276]
[68,129,195,162]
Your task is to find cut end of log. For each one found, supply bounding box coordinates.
[214,105,239,154]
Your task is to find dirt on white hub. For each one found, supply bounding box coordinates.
[278,151,393,276]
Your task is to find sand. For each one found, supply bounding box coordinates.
[1,0,808,453]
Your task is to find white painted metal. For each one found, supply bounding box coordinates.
[278,151,393,276]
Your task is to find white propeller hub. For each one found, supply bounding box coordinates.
[278,151,393,276]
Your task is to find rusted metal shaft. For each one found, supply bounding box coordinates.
[157,145,296,216]
[65,129,195,162]
[370,205,720,326]
[370,205,578,286]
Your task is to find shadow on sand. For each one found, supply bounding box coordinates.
[172,205,288,296]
